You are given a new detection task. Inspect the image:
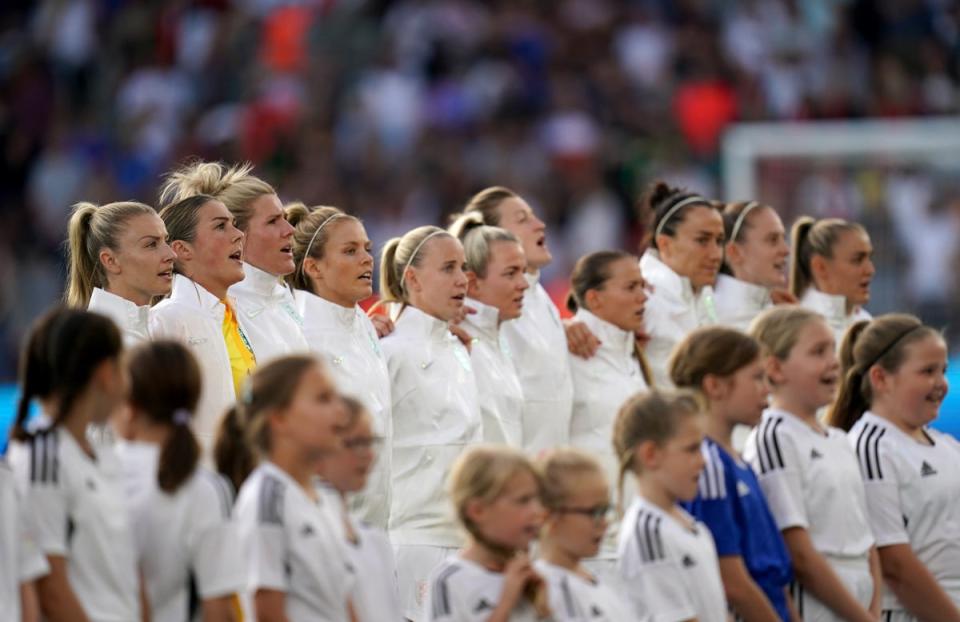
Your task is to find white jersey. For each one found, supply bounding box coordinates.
[0,458,49,622]
[617,497,727,622]
[115,441,244,622]
[88,287,151,346]
[234,462,356,622]
[462,298,524,446]
[569,307,649,560]
[424,556,541,621]
[744,408,874,556]
[800,287,871,349]
[150,275,237,450]
[317,484,402,622]
[381,306,481,547]
[229,262,308,363]
[713,274,772,333]
[296,289,393,528]
[534,560,633,622]
[9,427,140,621]
[849,412,960,610]
[639,250,717,387]
[500,271,573,452]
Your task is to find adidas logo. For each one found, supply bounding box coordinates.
[86,479,97,491]
[737,481,751,497]
[810,448,823,460]
[682,555,697,568]
[591,605,604,617]
[474,599,494,612]
[921,461,938,477]
[301,524,315,537]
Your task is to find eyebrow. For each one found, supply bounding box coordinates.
[138,235,162,242]
[211,217,229,224]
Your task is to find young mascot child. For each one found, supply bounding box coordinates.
[670,327,795,621]
[613,389,728,622]
[318,396,402,621]
[745,306,880,622]
[424,445,548,621]
[827,314,960,620]
[534,448,633,621]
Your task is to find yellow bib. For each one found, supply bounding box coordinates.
[222,302,256,397]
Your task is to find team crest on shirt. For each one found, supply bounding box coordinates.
[921,461,938,477]
[737,481,751,497]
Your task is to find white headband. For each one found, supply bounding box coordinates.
[299,213,346,276]
[398,230,446,292]
[654,195,709,239]
[729,201,760,243]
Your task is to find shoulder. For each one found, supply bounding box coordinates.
[189,468,236,519]
[236,467,287,526]
[16,428,63,486]
[697,441,730,500]
[428,558,468,618]
[751,413,794,474]
[626,505,668,565]
[849,419,893,481]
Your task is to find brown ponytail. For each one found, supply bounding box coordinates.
[127,341,202,493]
[825,314,939,431]
[789,216,866,299]
[639,181,715,250]
[458,186,519,226]
[669,326,761,391]
[284,201,359,293]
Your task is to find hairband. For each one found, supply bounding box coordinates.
[729,201,760,243]
[864,325,922,372]
[172,409,191,427]
[654,195,708,239]
[399,230,445,292]
[298,213,346,277]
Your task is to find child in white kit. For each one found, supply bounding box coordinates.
[534,448,633,621]
[614,389,728,622]
[423,446,550,621]
[745,306,880,622]
[827,314,960,621]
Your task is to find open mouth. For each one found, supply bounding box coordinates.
[513,295,524,305]
[926,391,946,404]
[773,260,786,272]
[158,269,173,280]
[819,373,839,388]
[280,244,292,255]
[536,235,546,248]
[229,250,242,262]
[358,271,372,282]
[452,293,465,303]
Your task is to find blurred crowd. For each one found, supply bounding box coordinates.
[1,0,959,379]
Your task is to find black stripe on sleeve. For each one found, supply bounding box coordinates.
[769,418,785,468]
[431,564,460,618]
[258,475,285,525]
[560,576,577,617]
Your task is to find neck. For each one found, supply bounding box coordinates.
[771,393,821,425]
[129,418,170,446]
[461,539,514,573]
[538,536,581,572]
[311,281,357,309]
[871,401,924,438]
[105,280,151,306]
[704,406,737,454]
[187,272,228,300]
[61,396,98,457]
[637,475,678,514]
[271,446,321,495]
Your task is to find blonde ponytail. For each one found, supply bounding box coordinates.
[160,160,275,231]
[65,200,157,307]
[375,225,453,308]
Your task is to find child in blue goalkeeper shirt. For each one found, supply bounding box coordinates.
[671,327,796,621]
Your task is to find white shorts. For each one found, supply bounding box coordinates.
[791,554,873,622]
[395,544,458,621]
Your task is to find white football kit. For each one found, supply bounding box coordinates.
[0,458,49,622]
[535,560,633,622]
[229,262,309,363]
[424,556,541,622]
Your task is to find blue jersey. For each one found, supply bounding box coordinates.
[683,437,794,621]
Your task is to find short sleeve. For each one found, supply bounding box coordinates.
[189,472,246,598]
[17,489,50,582]
[858,450,909,547]
[748,421,807,530]
[623,557,696,622]
[236,481,288,593]
[9,438,70,557]
[686,447,742,557]
[422,565,471,622]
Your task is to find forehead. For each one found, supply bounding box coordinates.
[795,318,833,346]
[831,228,871,253]
[498,197,534,219]
[488,240,525,264]
[743,207,784,235]
[199,200,232,221]
[676,206,724,233]
[329,218,367,241]
[605,256,642,280]
[902,333,947,360]
[120,212,165,236]
[250,193,283,218]
[420,235,464,261]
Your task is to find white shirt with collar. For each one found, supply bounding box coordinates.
[296,289,393,528]
[229,262,308,364]
[640,249,717,387]
[150,275,236,450]
[87,287,151,346]
[461,298,524,447]
[380,305,481,547]
[713,274,773,333]
[500,270,573,452]
[569,307,650,562]
[800,287,872,348]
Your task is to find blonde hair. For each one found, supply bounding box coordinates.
[748,305,825,361]
[457,186,520,226]
[612,389,702,509]
[449,211,520,278]
[159,160,275,232]
[157,194,219,275]
[789,216,867,298]
[377,225,456,306]
[535,448,606,511]
[448,445,540,541]
[65,201,158,307]
[284,201,360,293]
[826,314,940,431]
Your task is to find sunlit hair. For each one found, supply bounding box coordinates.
[159,160,275,232]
